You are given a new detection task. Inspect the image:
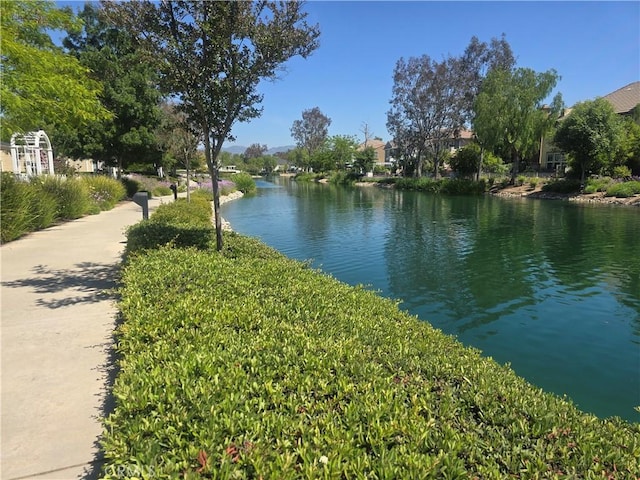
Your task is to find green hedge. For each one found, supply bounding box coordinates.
[125,196,214,255]
[392,177,487,195]
[103,231,639,478]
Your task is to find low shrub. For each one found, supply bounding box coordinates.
[393,177,486,195]
[541,179,582,194]
[605,180,640,198]
[28,178,58,230]
[39,176,90,220]
[125,196,214,255]
[152,185,173,197]
[231,172,257,194]
[1,173,35,242]
[584,176,614,194]
[328,171,361,185]
[103,236,640,478]
[294,172,324,182]
[440,178,487,195]
[82,175,126,211]
[120,176,143,198]
[612,165,632,179]
[151,198,212,226]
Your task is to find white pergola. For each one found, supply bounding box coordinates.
[10,130,54,176]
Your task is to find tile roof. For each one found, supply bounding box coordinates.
[602,81,640,114]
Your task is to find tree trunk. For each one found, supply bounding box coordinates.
[510,149,519,185]
[203,131,223,251]
[477,146,484,181]
[184,149,191,203]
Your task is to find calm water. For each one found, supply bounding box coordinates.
[222,177,640,423]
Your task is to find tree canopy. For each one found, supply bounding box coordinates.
[474,67,563,182]
[387,35,515,179]
[0,0,110,140]
[102,0,320,250]
[553,98,624,182]
[58,2,163,174]
[291,107,332,159]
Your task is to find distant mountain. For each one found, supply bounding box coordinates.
[222,145,296,155]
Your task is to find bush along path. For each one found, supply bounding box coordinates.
[101,199,640,479]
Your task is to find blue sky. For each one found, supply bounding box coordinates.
[56,1,640,149]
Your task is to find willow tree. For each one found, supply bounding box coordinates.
[474,68,563,183]
[103,0,320,250]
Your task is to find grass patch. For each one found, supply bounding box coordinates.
[103,215,640,478]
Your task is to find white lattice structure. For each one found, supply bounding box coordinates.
[10,130,54,176]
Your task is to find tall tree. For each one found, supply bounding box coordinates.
[0,0,110,141]
[58,3,163,175]
[329,135,359,170]
[156,102,201,200]
[103,1,319,250]
[474,67,563,183]
[353,146,376,175]
[554,98,624,183]
[290,107,332,160]
[387,54,466,178]
[244,143,268,159]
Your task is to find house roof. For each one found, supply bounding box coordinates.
[602,81,640,114]
[358,139,386,150]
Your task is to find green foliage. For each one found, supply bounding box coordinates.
[605,181,640,198]
[57,3,163,172]
[353,146,376,174]
[38,176,90,219]
[612,165,632,179]
[554,98,624,183]
[120,176,143,198]
[1,172,125,243]
[0,0,110,140]
[103,236,640,478]
[541,179,582,194]
[329,171,361,185]
[125,198,213,255]
[150,198,212,226]
[393,177,486,195]
[1,174,36,242]
[584,177,614,194]
[152,185,173,197]
[231,173,256,195]
[449,144,481,178]
[294,172,323,182]
[474,67,563,182]
[81,175,126,211]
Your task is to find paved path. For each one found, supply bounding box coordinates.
[1,196,171,480]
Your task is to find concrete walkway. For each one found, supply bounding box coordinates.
[1,196,172,479]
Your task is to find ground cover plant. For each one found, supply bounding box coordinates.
[103,211,640,478]
[124,196,214,255]
[391,177,487,195]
